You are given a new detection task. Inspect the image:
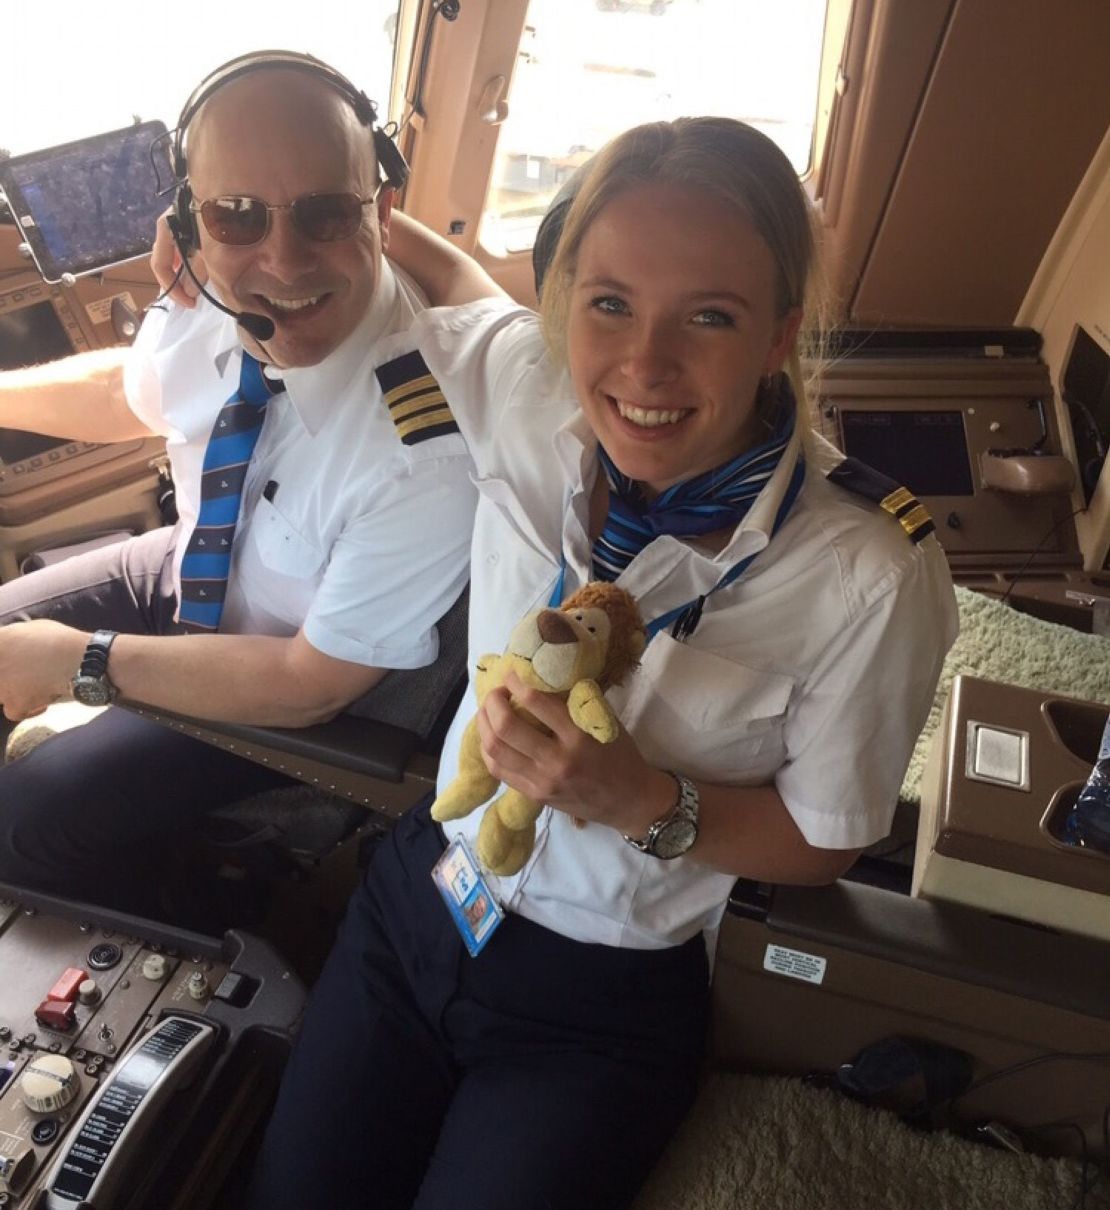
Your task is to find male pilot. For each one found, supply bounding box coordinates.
[0,54,475,924]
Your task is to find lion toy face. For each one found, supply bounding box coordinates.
[500,604,614,694]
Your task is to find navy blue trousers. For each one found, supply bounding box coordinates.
[0,528,293,920]
[247,800,710,1210]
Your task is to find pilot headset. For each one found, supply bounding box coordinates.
[168,49,409,256]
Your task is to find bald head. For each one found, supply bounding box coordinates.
[187,68,380,197]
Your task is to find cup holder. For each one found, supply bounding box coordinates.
[1042,700,1109,764]
[1041,782,1110,860]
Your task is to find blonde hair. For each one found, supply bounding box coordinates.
[539,117,829,438]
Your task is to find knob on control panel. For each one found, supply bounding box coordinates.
[187,971,210,1002]
[141,953,167,982]
[20,1054,78,1113]
[0,1143,34,1193]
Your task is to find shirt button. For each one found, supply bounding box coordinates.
[488,552,499,564]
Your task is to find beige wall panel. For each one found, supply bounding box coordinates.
[816,0,953,316]
[852,0,1110,327]
[1018,127,1110,571]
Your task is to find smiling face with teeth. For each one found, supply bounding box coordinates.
[188,70,390,369]
[565,182,801,499]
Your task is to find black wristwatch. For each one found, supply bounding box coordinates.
[71,630,119,706]
[623,772,700,860]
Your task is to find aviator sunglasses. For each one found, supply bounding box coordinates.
[190,186,382,246]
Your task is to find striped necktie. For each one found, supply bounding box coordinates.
[178,352,279,633]
[592,379,797,582]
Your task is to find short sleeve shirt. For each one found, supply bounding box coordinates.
[122,264,476,670]
[378,298,959,949]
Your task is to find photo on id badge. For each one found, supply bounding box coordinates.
[432,836,503,956]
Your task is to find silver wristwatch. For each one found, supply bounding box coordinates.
[71,630,119,707]
[623,772,699,860]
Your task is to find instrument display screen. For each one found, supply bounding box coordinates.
[840,409,975,496]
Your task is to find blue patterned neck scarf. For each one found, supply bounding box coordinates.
[591,376,797,582]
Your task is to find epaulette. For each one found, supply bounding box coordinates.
[826,456,935,544]
[375,350,459,445]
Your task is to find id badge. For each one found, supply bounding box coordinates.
[432,835,504,957]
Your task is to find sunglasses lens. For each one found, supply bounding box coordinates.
[293,193,364,241]
[200,197,268,246]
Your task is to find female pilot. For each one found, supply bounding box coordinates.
[246,117,958,1209]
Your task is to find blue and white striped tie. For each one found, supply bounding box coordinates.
[178,352,277,633]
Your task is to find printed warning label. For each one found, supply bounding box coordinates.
[762,943,827,985]
[85,292,136,326]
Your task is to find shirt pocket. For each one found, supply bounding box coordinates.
[616,633,795,783]
[249,497,326,579]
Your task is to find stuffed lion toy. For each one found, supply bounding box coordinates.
[431,582,646,876]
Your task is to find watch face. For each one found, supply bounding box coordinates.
[653,817,698,860]
[72,676,113,707]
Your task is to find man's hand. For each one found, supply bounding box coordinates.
[0,621,87,721]
[476,671,674,837]
[151,210,204,308]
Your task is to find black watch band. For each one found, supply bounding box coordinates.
[79,630,118,680]
[71,630,119,706]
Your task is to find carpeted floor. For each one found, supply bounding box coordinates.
[900,587,1110,805]
[633,1073,1108,1210]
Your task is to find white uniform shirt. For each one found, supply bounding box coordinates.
[378,298,958,950]
[123,265,476,669]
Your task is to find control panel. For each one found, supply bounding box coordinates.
[0,886,304,1210]
[814,354,1080,565]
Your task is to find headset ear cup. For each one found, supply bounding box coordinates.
[373,128,410,190]
[173,183,200,254]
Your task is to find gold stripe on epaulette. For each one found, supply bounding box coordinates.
[382,373,440,408]
[880,486,915,514]
[394,408,457,442]
[389,390,449,422]
[898,503,933,537]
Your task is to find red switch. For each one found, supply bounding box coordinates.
[34,999,76,1031]
[48,968,87,1003]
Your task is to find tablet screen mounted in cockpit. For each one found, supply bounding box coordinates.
[0,120,173,284]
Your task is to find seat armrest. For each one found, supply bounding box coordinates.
[120,702,432,813]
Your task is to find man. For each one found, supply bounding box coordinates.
[0,55,475,924]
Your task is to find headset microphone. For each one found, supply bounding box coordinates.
[166,215,276,342]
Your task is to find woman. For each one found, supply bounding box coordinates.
[243,117,957,1208]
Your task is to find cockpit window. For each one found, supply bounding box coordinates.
[3,1,402,158]
[480,0,829,256]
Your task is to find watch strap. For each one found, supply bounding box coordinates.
[623,771,698,856]
[79,629,118,682]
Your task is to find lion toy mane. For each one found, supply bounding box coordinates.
[431,582,646,876]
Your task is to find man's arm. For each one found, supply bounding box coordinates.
[0,349,157,443]
[0,620,384,726]
[386,212,508,307]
